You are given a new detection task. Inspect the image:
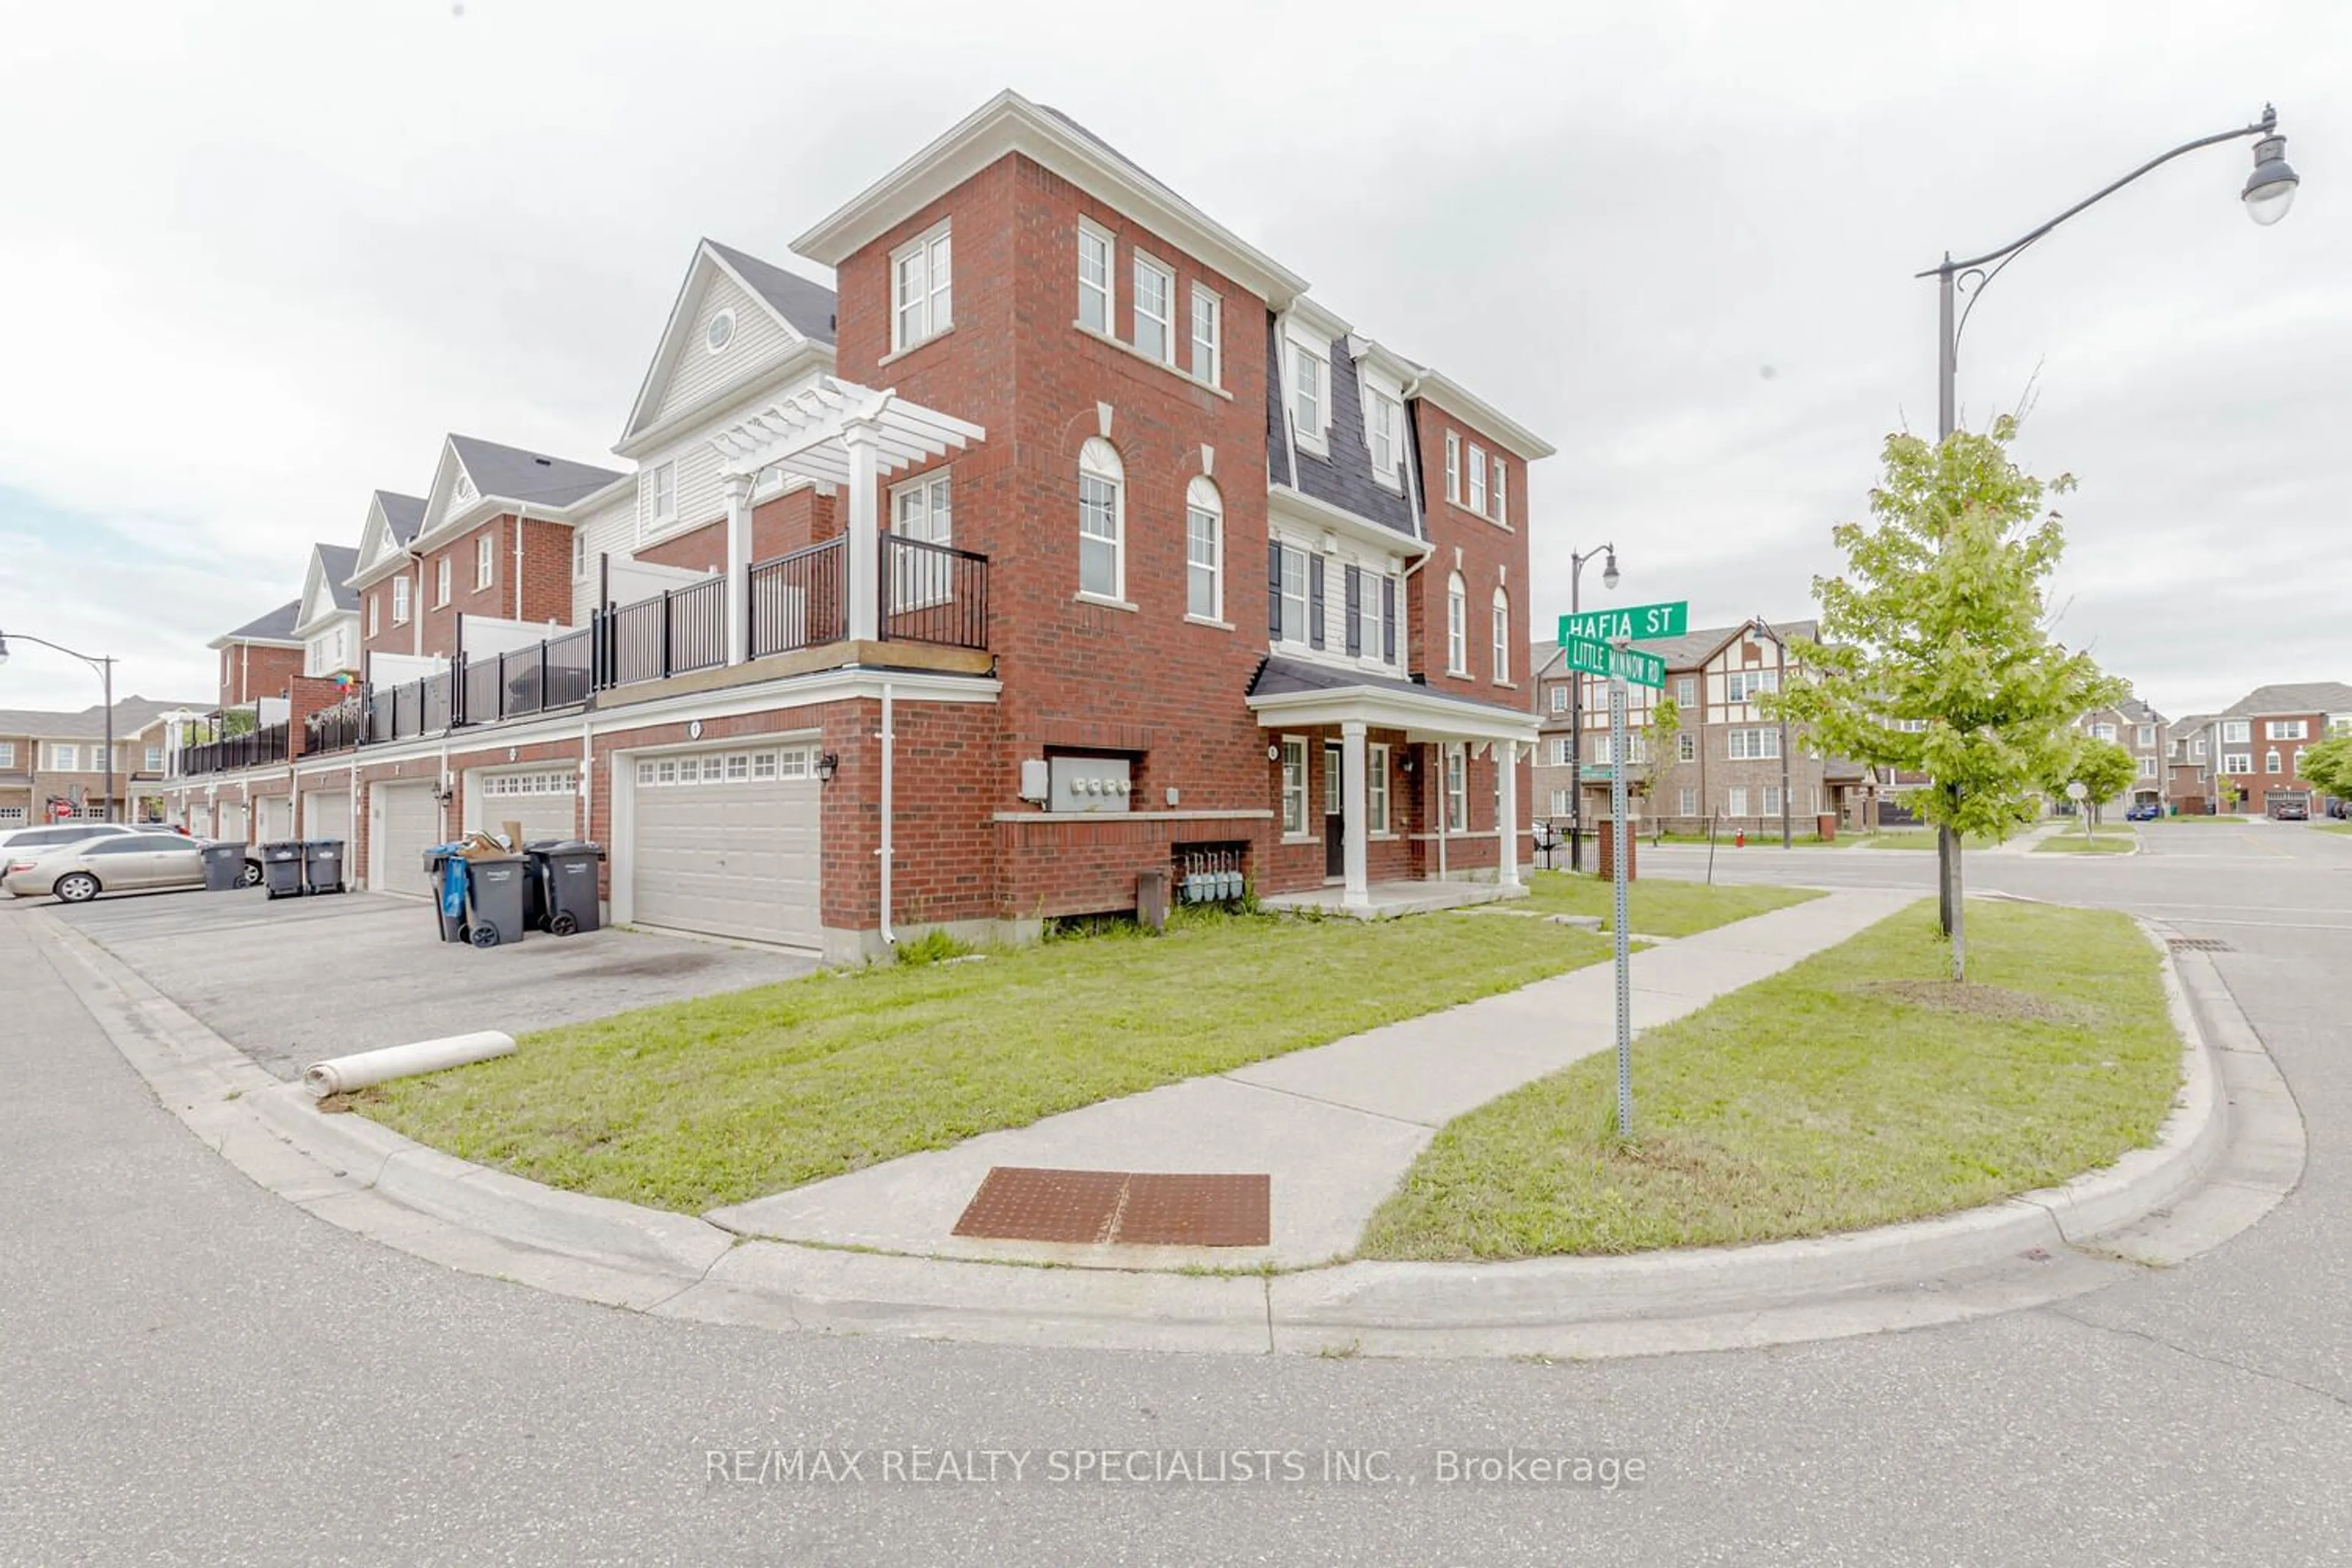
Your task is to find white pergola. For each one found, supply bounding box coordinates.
[705,377,985,658]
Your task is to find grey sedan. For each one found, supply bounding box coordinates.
[2,832,209,903]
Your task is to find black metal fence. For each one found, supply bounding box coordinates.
[206,544,989,759]
[880,534,988,650]
[750,538,848,657]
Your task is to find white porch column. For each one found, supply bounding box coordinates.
[723,471,755,666]
[845,417,881,643]
[1498,738,1521,888]
[1342,720,1370,909]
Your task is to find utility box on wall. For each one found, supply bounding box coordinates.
[1047,755,1133,813]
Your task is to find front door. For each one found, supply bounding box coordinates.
[1324,742,1345,880]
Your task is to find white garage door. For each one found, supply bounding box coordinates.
[188,803,213,838]
[255,795,292,844]
[475,768,578,846]
[628,744,821,948]
[373,782,442,897]
[217,801,249,844]
[301,788,352,846]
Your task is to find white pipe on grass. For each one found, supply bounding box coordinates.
[303,1030,515,1098]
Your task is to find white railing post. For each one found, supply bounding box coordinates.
[1498,738,1521,888]
[845,418,881,643]
[1343,720,1371,909]
[723,471,755,665]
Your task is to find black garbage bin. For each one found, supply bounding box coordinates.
[198,842,243,893]
[524,840,605,935]
[425,846,467,943]
[259,840,304,900]
[303,839,345,896]
[461,854,529,948]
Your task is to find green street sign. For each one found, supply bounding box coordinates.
[1558,634,1666,690]
[1558,601,1688,644]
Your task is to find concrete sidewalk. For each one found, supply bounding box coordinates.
[709,888,1920,1267]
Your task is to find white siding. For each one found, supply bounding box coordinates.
[635,365,826,550]
[571,489,641,624]
[1270,524,1404,677]
[649,270,800,431]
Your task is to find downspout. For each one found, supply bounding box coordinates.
[579,715,592,842]
[878,682,897,948]
[511,505,529,621]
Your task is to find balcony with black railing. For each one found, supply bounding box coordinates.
[266,533,989,753]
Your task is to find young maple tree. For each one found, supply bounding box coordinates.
[2062,737,2139,824]
[1776,417,2122,981]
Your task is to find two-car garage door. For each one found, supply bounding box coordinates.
[627,744,820,949]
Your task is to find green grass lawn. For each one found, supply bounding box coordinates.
[2035,832,2137,854]
[1861,828,2005,850]
[355,908,1612,1213]
[1638,831,1841,848]
[1359,900,2180,1259]
[2150,815,2248,824]
[2318,823,2352,836]
[1517,871,1822,936]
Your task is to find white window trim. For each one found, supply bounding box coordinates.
[1491,455,1509,526]
[393,576,411,625]
[1280,735,1310,839]
[1077,438,1125,603]
[889,218,952,353]
[474,533,495,591]
[1548,685,1568,714]
[704,308,736,355]
[0,742,14,769]
[1076,220,1112,335]
[1185,477,1222,625]
[1728,786,1750,816]
[1369,742,1391,834]
[1679,786,1698,816]
[1468,445,1488,514]
[2222,720,2251,743]
[1491,590,1510,684]
[1444,431,1461,503]
[367,595,379,639]
[1355,563,1383,668]
[573,529,589,580]
[1445,744,1468,832]
[1446,573,1468,676]
[1131,251,1175,366]
[435,557,452,608]
[1290,344,1329,456]
[1190,283,1221,388]
[52,743,80,771]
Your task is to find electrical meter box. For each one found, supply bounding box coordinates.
[1048,755,1133,813]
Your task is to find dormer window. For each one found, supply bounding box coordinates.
[1367,389,1400,481]
[1291,344,1327,454]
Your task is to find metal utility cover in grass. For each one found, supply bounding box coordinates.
[952,1167,1270,1247]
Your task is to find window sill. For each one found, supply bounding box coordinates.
[877,326,955,369]
[1446,666,1469,680]
[1071,322,1231,399]
[1281,834,1320,846]
[1184,614,1235,631]
[1492,679,1518,690]
[1369,831,1399,842]
[1074,591,1138,613]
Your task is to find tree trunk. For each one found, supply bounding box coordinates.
[1942,821,1966,981]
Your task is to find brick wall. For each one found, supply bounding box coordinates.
[220,643,304,710]
[1408,404,1534,708]
[409,514,574,655]
[358,565,423,666]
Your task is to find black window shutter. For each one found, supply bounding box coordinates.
[1268,541,1284,638]
[1308,556,1325,650]
[1344,567,1362,656]
[1381,576,1396,663]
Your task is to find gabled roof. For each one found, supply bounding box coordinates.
[705,239,837,344]
[0,696,212,741]
[616,239,839,450]
[1531,617,1821,684]
[446,435,624,510]
[315,545,359,612]
[377,491,426,546]
[2224,681,2352,718]
[211,600,303,648]
[794,89,1309,308]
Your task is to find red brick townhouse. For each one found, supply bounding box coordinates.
[165,91,1550,959]
[2203,682,2352,817]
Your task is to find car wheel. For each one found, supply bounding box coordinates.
[54,873,100,904]
[238,861,264,888]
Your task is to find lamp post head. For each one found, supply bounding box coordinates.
[1602,552,1621,591]
[2244,124,2298,226]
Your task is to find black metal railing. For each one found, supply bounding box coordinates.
[177,722,286,777]
[304,699,364,756]
[880,534,989,650]
[307,541,987,754]
[748,538,848,657]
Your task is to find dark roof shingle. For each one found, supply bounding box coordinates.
[447,435,625,510]
[706,239,838,345]
[221,600,303,644]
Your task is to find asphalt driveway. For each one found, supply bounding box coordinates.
[13,885,820,1080]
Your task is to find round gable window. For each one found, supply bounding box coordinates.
[706,310,736,353]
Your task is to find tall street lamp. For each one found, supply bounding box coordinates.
[1917,104,2297,931]
[0,630,119,824]
[1564,543,1619,873]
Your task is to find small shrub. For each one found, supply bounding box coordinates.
[893,929,974,966]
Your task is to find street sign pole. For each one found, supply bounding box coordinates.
[1610,642,1633,1138]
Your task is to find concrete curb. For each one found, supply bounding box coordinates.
[34,902,2293,1360]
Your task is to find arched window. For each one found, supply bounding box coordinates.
[1078,437,1124,600]
[1491,587,1510,683]
[1185,475,1221,622]
[1446,571,1468,675]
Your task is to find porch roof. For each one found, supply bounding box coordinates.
[707,375,984,487]
[1245,655,1538,745]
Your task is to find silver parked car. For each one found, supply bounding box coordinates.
[2,832,209,903]
[0,820,159,857]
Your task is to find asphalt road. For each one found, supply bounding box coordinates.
[4,823,2348,1566]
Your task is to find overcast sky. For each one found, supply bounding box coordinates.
[2,1,2342,721]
